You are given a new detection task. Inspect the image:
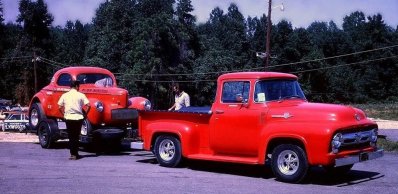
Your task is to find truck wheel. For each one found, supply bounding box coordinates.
[324,164,354,175]
[29,103,46,131]
[271,144,308,183]
[38,121,54,149]
[154,135,182,167]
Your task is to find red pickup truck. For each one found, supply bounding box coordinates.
[132,72,383,183]
[29,66,151,149]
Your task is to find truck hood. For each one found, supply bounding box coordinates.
[267,101,371,125]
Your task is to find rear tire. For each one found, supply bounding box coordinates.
[271,144,309,183]
[154,135,182,167]
[38,121,55,149]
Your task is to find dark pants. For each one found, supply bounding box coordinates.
[65,119,83,156]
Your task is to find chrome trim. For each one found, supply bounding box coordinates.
[335,149,384,167]
[271,112,293,119]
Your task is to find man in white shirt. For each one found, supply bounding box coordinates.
[58,80,90,160]
[168,84,190,111]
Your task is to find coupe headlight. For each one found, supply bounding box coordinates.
[331,133,343,153]
[370,129,378,146]
[94,101,104,112]
[144,100,152,110]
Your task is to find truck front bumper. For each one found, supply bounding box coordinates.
[335,149,384,167]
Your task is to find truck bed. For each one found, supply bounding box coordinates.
[143,106,212,115]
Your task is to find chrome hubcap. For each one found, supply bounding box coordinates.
[277,150,299,175]
[31,109,39,126]
[159,139,175,161]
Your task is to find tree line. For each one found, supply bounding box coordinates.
[0,0,397,109]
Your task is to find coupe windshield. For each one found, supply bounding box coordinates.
[254,79,306,102]
[77,73,114,87]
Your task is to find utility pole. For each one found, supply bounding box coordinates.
[265,0,272,70]
[33,51,38,93]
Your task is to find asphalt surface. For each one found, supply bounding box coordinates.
[379,129,398,141]
[0,141,397,194]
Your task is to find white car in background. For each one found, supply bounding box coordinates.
[1,113,29,132]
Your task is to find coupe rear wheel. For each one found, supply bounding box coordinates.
[271,144,309,183]
[38,121,54,149]
[154,135,182,167]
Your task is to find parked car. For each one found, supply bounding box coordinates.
[28,66,151,149]
[1,113,29,132]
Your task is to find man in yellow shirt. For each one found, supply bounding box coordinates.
[58,80,90,160]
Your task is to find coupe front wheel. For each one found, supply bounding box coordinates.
[29,103,46,131]
[271,144,309,183]
[154,135,182,167]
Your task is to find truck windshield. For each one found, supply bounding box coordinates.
[254,79,306,102]
[77,74,114,87]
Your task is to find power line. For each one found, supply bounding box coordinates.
[290,55,398,74]
[116,79,217,83]
[114,44,398,77]
[38,57,68,68]
[115,55,398,83]
[258,44,398,71]
[39,58,66,69]
[0,56,32,60]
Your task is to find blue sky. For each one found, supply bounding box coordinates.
[2,0,398,28]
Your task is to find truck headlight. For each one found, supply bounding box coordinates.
[331,133,343,153]
[144,100,152,110]
[94,101,104,112]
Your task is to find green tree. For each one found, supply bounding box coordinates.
[2,0,54,105]
[85,0,136,72]
[123,0,180,109]
[52,20,89,65]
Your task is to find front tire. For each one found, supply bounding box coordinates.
[154,135,182,167]
[29,103,46,132]
[271,144,309,183]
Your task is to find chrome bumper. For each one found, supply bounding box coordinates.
[131,141,144,150]
[335,149,384,167]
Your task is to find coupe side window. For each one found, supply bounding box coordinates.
[57,73,72,87]
[221,81,250,103]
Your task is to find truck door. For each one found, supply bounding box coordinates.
[210,81,261,156]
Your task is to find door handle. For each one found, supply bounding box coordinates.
[215,110,224,114]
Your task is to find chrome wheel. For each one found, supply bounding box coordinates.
[277,150,299,175]
[154,136,182,167]
[30,109,39,127]
[271,144,308,183]
[158,139,175,162]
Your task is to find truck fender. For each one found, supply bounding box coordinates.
[145,122,195,156]
[259,128,308,164]
[128,97,151,111]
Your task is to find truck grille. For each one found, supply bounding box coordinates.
[338,128,376,151]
